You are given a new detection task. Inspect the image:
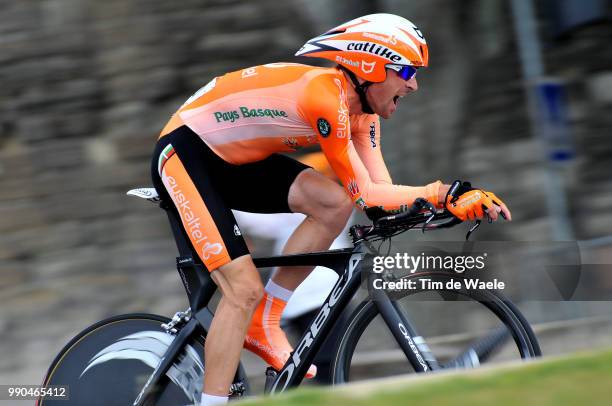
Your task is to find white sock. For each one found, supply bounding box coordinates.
[200,393,228,406]
[265,278,294,302]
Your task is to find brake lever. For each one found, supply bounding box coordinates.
[465,220,481,240]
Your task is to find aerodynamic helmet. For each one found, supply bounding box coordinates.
[295,13,429,83]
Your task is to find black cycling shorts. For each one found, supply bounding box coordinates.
[151,125,310,271]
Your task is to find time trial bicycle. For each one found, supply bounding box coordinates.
[39,188,541,405]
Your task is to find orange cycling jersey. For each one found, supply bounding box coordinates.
[160,63,441,211]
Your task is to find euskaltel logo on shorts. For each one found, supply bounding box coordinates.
[317,118,331,137]
[164,174,225,261]
[202,242,223,260]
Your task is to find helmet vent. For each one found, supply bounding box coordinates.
[324,29,346,35]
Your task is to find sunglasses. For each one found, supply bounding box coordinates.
[396,65,419,80]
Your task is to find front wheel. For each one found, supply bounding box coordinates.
[40,313,247,405]
[332,273,541,384]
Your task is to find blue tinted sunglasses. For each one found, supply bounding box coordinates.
[396,65,418,80]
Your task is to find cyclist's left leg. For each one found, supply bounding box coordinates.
[251,169,352,370]
[220,157,351,378]
[230,167,352,378]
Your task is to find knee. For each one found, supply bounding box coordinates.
[228,277,264,313]
[242,281,264,311]
[215,258,264,313]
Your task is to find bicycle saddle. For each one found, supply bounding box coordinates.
[127,187,160,203]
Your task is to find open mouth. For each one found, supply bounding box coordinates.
[393,95,400,106]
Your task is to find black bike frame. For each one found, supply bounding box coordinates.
[133,202,435,404]
[264,249,362,392]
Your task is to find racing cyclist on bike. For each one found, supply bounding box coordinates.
[151,13,511,405]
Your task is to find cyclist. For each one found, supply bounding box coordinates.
[151,13,511,406]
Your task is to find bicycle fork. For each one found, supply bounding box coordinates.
[374,294,440,372]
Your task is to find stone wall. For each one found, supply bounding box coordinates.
[0,0,316,384]
[381,0,612,242]
[1,0,611,386]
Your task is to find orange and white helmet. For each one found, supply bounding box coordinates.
[296,13,429,82]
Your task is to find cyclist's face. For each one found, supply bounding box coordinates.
[367,69,418,119]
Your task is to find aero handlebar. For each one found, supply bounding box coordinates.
[350,198,480,243]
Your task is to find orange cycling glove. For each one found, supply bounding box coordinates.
[445,180,507,221]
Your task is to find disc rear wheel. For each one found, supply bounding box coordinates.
[41,313,245,405]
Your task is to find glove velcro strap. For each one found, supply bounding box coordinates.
[446,180,474,203]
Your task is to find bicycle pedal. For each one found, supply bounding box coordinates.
[229,381,246,397]
[263,367,278,394]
